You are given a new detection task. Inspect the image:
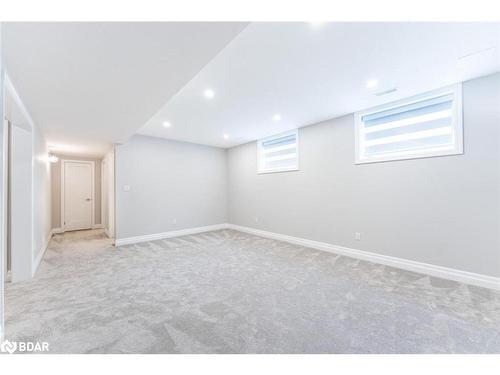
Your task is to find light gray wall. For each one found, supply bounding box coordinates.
[51,154,102,229]
[0,22,4,338]
[115,135,227,239]
[2,66,51,280]
[228,73,500,278]
[101,148,115,238]
[32,123,51,263]
[10,125,32,281]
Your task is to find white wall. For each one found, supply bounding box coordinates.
[102,147,115,239]
[10,125,32,281]
[32,123,51,272]
[227,73,500,278]
[0,21,5,340]
[1,73,51,280]
[115,135,227,240]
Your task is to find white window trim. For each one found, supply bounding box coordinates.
[354,83,463,164]
[257,129,300,174]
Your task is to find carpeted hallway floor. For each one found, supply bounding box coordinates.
[4,229,500,353]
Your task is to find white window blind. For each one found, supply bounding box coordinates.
[258,129,299,173]
[355,84,463,163]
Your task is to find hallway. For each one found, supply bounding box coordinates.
[4,230,114,352]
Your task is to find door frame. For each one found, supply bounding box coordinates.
[60,159,95,232]
[101,159,105,234]
[2,119,9,281]
[1,71,37,336]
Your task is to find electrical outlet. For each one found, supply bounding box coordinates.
[355,232,361,241]
[254,217,259,223]
[172,218,177,224]
[123,185,131,192]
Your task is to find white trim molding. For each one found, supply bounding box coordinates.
[112,222,499,290]
[100,159,105,234]
[227,224,500,291]
[32,229,53,277]
[115,224,229,247]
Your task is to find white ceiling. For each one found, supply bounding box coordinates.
[2,22,248,156]
[3,23,499,154]
[138,22,500,148]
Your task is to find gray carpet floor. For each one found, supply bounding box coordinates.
[4,228,500,353]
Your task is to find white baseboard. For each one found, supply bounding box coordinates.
[115,223,229,246]
[53,225,103,233]
[32,229,53,277]
[112,222,499,290]
[227,224,500,291]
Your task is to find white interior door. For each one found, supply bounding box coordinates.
[63,161,93,231]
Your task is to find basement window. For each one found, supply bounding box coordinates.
[355,84,463,164]
[258,129,299,174]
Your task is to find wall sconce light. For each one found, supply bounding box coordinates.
[48,153,59,163]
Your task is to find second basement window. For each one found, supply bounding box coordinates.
[355,84,463,164]
[258,129,299,174]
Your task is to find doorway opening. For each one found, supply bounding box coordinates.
[61,160,95,231]
[50,150,115,242]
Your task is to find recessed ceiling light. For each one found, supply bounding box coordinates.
[203,89,215,99]
[310,22,325,28]
[366,79,379,89]
[223,134,229,140]
[272,114,282,121]
[162,121,171,128]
